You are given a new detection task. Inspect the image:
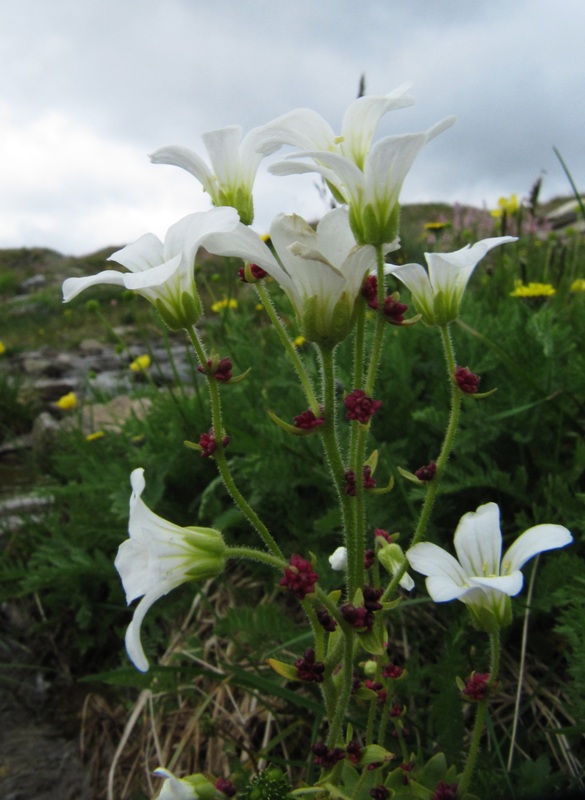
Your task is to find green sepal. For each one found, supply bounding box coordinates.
[366,476,394,495]
[328,589,342,604]
[397,466,427,486]
[359,626,385,655]
[266,658,299,681]
[266,407,324,436]
[226,366,252,385]
[184,439,204,453]
[353,686,379,702]
[359,744,395,767]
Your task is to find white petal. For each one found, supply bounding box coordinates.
[425,575,470,602]
[255,108,336,154]
[121,256,182,292]
[469,572,524,596]
[109,233,164,273]
[169,207,240,260]
[399,571,415,592]
[454,503,502,578]
[340,85,415,164]
[125,581,181,672]
[62,271,126,302]
[203,222,282,273]
[407,542,468,586]
[202,126,243,186]
[329,546,348,571]
[502,524,573,573]
[115,538,150,603]
[386,262,434,319]
[153,768,198,800]
[150,145,215,194]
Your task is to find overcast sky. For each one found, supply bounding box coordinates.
[1,0,584,255]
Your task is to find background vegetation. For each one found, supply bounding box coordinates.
[1,199,584,799]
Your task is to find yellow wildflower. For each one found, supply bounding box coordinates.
[570,278,585,293]
[86,431,105,442]
[491,193,519,218]
[129,354,151,372]
[423,221,451,232]
[55,391,77,411]
[0,341,5,356]
[211,298,238,313]
[293,335,306,348]
[255,302,264,311]
[510,281,556,298]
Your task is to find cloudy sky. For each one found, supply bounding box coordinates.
[1,0,584,255]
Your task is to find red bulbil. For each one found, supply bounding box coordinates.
[374,528,393,543]
[293,408,325,430]
[344,467,377,495]
[294,647,325,683]
[346,740,362,764]
[215,777,237,797]
[454,365,481,394]
[344,389,383,424]
[370,787,389,800]
[382,663,404,679]
[383,295,408,325]
[238,263,267,282]
[432,780,459,800]
[364,548,376,569]
[316,608,337,632]
[414,461,437,482]
[279,554,318,600]
[198,429,230,458]
[362,274,379,309]
[197,357,233,382]
[462,672,492,701]
[311,742,345,769]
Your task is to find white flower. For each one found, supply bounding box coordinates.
[407,502,572,631]
[115,469,226,672]
[257,84,415,169]
[329,546,348,571]
[153,768,212,800]
[387,236,516,325]
[204,206,397,344]
[264,95,455,246]
[150,124,280,225]
[62,208,239,330]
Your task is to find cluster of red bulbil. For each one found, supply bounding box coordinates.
[383,295,408,325]
[279,554,318,600]
[399,762,415,785]
[316,607,337,632]
[197,357,233,382]
[215,777,236,797]
[362,275,379,309]
[364,548,376,569]
[294,647,325,683]
[344,466,377,496]
[344,389,383,423]
[238,262,268,282]
[311,742,345,769]
[361,276,409,325]
[462,672,491,701]
[341,585,383,631]
[293,408,325,430]
[374,528,393,543]
[454,365,481,394]
[198,429,231,458]
[414,461,437,482]
[346,740,362,764]
[370,786,389,800]
[432,780,459,800]
[365,679,387,706]
[382,663,404,679]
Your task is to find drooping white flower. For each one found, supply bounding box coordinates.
[150,124,280,225]
[407,502,572,631]
[62,208,239,330]
[204,206,397,344]
[387,237,517,325]
[329,546,348,571]
[115,469,226,672]
[377,542,415,591]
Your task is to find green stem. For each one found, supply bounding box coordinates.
[255,281,320,415]
[325,630,355,747]
[187,326,283,559]
[458,631,501,797]
[225,546,286,570]
[382,324,462,600]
